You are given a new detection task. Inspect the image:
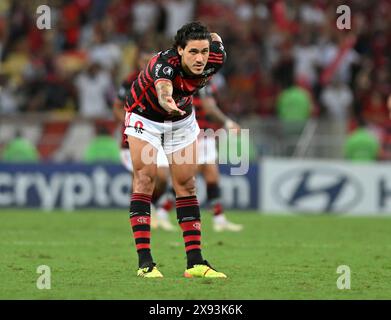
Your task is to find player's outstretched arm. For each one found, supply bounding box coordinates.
[155,80,186,116]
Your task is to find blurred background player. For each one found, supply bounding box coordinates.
[112,48,175,231]
[194,84,243,232]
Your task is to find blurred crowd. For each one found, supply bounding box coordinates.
[0,0,390,158]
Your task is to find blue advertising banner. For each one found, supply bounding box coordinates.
[0,163,131,210]
[262,157,391,215]
[0,163,259,210]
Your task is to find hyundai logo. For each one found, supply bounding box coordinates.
[272,168,363,213]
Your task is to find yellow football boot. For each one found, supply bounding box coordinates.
[137,263,163,278]
[184,261,227,278]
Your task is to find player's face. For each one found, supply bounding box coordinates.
[178,40,210,75]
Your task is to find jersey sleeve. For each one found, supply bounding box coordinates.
[207,41,227,72]
[152,55,177,84]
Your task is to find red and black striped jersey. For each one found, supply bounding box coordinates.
[125,41,226,122]
[193,84,221,130]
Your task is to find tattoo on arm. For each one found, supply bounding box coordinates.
[156,80,173,109]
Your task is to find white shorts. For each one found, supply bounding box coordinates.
[120,147,169,172]
[197,135,217,164]
[124,112,200,162]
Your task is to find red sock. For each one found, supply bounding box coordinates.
[212,202,223,217]
[162,198,174,212]
[129,193,153,267]
[176,196,204,268]
[207,183,223,216]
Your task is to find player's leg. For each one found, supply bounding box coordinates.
[120,148,134,172]
[120,146,161,229]
[120,144,160,232]
[127,135,162,277]
[149,166,166,230]
[168,141,226,278]
[200,163,243,232]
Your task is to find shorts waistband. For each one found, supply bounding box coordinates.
[131,110,193,123]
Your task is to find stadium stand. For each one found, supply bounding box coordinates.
[343,127,381,162]
[53,121,97,162]
[83,125,120,163]
[0,0,389,162]
[37,121,69,160]
[2,135,39,162]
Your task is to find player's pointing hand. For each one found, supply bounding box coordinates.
[163,97,186,116]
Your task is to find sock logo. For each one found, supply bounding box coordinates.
[193,222,201,230]
[137,216,149,224]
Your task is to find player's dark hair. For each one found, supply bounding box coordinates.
[173,22,212,49]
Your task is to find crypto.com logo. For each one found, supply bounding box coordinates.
[140,126,250,175]
[272,168,363,213]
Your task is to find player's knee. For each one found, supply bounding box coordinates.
[175,176,196,197]
[133,172,155,194]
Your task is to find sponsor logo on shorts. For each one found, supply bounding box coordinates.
[134,121,144,134]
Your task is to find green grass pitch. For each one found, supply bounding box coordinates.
[1,209,391,299]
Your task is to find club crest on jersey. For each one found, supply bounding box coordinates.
[134,121,144,134]
[163,66,173,77]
